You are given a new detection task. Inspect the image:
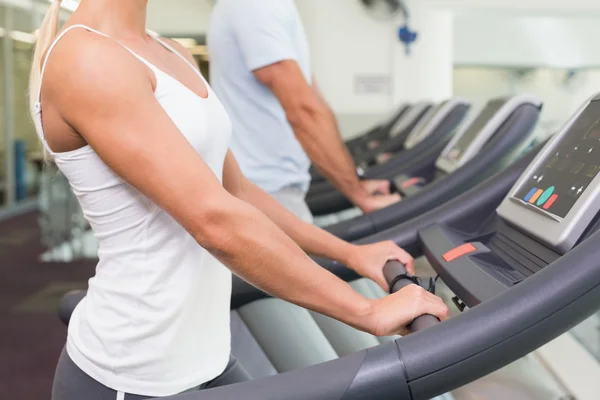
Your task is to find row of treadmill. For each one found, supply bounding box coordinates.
[58,93,600,399]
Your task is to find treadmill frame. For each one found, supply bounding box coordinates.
[404,98,469,150]
[498,94,600,253]
[436,94,543,174]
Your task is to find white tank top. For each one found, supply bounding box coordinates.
[34,25,233,396]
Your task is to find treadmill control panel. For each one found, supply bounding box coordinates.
[446,100,505,162]
[498,95,600,252]
[513,101,600,219]
[404,103,443,149]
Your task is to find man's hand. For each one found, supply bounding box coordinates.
[345,241,415,291]
[355,180,401,212]
[361,179,392,195]
[356,193,401,213]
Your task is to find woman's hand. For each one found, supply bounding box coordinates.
[346,241,415,291]
[364,284,449,336]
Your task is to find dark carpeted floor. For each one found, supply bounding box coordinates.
[0,212,95,399]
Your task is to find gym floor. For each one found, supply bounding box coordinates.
[0,212,94,400]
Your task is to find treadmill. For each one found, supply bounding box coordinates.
[311,102,434,183]
[397,95,543,196]
[320,94,543,240]
[352,102,441,167]
[344,103,410,154]
[308,98,471,198]
[57,95,600,400]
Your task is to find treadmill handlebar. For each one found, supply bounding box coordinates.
[383,261,440,332]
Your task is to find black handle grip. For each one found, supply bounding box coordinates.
[407,314,440,331]
[383,260,440,333]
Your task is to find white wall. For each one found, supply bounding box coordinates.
[142,0,600,36]
[423,0,600,14]
[146,0,213,36]
[296,0,454,138]
[454,14,600,68]
[296,0,394,115]
[393,6,454,105]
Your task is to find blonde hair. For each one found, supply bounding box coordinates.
[29,0,62,121]
[29,0,63,161]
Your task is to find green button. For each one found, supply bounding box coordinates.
[537,186,555,206]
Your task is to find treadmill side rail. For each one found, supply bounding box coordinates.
[156,227,600,400]
[398,230,600,398]
[158,342,411,400]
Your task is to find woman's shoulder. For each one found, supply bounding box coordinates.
[42,26,150,97]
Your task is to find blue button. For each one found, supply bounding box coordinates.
[524,188,538,202]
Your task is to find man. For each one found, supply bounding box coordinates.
[208,0,400,223]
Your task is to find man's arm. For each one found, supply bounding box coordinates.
[225,1,398,212]
[311,76,345,145]
[254,61,399,212]
[223,150,414,289]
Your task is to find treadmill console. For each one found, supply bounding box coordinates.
[499,96,600,253]
[403,103,443,150]
[389,102,432,138]
[436,94,542,174]
[448,101,503,161]
[403,98,470,150]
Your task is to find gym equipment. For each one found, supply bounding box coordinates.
[191,94,598,398]
[55,93,600,398]
[57,136,544,388]
[321,94,542,240]
[55,96,600,400]
[351,102,440,167]
[382,261,439,331]
[344,103,410,154]
[307,98,470,198]
[311,102,433,183]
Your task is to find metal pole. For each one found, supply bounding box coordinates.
[3,5,15,208]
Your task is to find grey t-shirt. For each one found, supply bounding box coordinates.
[209,0,312,193]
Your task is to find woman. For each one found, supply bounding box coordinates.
[32,1,449,399]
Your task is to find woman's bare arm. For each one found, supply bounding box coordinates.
[222,150,415,289]
[43,32,448,335]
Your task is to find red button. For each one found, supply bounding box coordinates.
[401,177,422,189]
[443,243,477,262]
[543,194,559,210]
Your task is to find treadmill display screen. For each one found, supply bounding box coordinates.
[446,100,504,161]
[407,105,441,144]
[514,101,600,218]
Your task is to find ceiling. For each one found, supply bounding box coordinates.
[421,0,600,16]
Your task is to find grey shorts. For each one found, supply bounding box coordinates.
[269,185,313,224]
[51,348,251,400]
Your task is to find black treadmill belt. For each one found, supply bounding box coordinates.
[488,234,546,279]
[487,242,530,282]
[490,262,525,284]
[495,233,548,269]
